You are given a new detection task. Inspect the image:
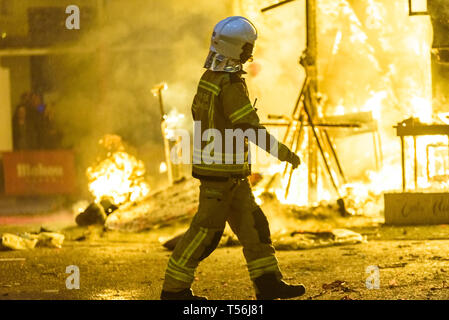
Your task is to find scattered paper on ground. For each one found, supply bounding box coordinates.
[1,233,38,250]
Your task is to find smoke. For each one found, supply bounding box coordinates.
[240,0,306,123]
[32,0,436,201]
[44,0,232,194]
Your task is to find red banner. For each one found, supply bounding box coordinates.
[2,150,76,195]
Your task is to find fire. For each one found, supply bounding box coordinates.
[361,91,387,121]
[236,0,438,210]
[409,97,432,123]
[86,135,150,205]
[252,162,309,207]
[164,109,186,140]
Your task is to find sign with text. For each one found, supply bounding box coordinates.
[384,192,449,225]
[2,150,76,195]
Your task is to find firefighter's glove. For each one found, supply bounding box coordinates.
[278,143,301,169]
[287,152,301,169]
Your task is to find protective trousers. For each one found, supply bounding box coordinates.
[162,178,282,292]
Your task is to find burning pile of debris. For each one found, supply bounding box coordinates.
[75,135,150,227]
[70,133,375,251]
[74,134,200,233]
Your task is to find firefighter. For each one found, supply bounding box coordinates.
[160,16,305,300]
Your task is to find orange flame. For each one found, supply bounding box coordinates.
[86,135,150,205]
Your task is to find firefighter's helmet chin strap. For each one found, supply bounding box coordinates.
[204,51,243,73]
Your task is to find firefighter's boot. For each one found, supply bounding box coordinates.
[254,272,305,300]
[160,288,207,300]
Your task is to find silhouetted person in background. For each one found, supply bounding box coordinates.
[12,104,30,150]
[28,92,46,148]
[12,92,36,150]
[13,91,62,150]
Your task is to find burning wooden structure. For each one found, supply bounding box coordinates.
[231,0,449,226]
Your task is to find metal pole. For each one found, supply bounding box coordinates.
[414,136,418,190]
[154,86,173,186]
[401,136,406,191]
[306,0,319,204]
[158,88,165,118]
[426,144,430,182]
[323,129,347,184]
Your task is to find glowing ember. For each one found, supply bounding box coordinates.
[86,135,150,205]
[159,162,168,173]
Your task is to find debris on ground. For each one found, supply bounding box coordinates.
[322,280,356,293]
[161,228,364,251]
[273,229,366,250]
[28,232,65,248]
[1,233,38,250]
[307,280,357,299]
[105,178,200,232]
[75,203,108,226]
[388,279,399,288]
[162,228,240,251]
[379,262,407,269]
[0,231,64,250]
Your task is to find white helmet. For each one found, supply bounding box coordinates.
[210,16,258,60]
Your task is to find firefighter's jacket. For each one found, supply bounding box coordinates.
[191,70,291,179]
